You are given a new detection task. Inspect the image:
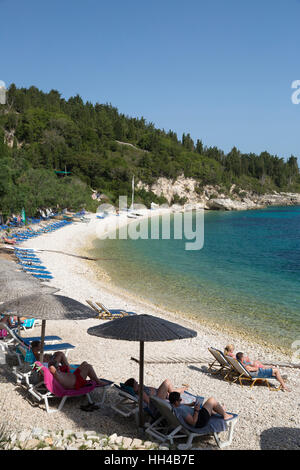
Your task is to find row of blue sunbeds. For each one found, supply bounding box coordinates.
[6,220,72,244]
[14,248,54,280]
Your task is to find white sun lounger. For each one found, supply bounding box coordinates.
[145,395,238,449]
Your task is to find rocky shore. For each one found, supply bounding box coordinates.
[137,175,300,211]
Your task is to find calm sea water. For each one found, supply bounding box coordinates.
[89,206,300,350]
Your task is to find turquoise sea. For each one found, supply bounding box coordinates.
[89,206,300,351]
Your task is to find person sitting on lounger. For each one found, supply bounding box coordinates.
[224,344,266,369]
[224,344,235,358]
[124,378,188,405]
[31,341,71,371]
[169,391,233,428]
[236,352,290,391]
[0,315,15,328]
[48,360,106,390]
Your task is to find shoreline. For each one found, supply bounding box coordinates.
[77,212,293,357]
[1,211,299,450]
[2,208,296,357]
[24,210,294,359]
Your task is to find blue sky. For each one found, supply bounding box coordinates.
[1,0,300,162]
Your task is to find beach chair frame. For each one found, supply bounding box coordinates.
[110,385,139,418]
[86,300,127,319]
[26,362,112,413]
[208,347,232,380]
[1,324,75,366]
[225,356,282,391]
[110,384,155,425]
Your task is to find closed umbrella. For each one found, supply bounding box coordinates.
[0,294,98,361]
[87,314,197,427]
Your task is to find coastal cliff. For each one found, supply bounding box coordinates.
[137,175,300,210]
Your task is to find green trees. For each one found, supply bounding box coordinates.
[0,83,299,218]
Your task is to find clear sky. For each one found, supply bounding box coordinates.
[1,0,300,162]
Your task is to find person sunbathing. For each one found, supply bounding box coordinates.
[0,315,15,328]
[48,360,106,390]
[124,378,188,405]
[31,341,71,370]
[236,352,290,392]
[169,391,233,428]
[3,237,16,245]
[224,344,266,368]
[224,344,235,358]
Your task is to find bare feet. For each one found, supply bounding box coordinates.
[223,412,234,420]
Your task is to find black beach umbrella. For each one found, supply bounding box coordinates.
[0,293,98,361]
[87,314,197,427]
[0,259,60,302]
[0,278,59,303]
[0,259,60,330]
[0,258,22,271]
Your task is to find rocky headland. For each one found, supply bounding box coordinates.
[137,175,300,211]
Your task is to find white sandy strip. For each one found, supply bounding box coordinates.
[1,211,300,450]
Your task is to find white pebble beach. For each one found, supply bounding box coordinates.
[1,211,299,450]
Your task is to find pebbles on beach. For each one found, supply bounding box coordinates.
[1,213,299,450]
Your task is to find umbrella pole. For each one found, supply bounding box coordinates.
[17,317,21,336]
[40,320,46,363]
[138,341,144,429]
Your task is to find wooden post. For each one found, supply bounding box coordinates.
[138,341,144,428]
[40,320,46,363]
[17,317,21,336]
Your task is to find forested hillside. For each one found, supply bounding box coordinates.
[0,84,299,217]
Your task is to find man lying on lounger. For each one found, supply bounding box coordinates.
[32,341,106,390]
[169,391,233,429]
[124,378,188,404]
[236,352,290,392]
[48,359,106,390]
[31,341,71,369]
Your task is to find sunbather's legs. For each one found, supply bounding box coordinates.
[272,368,290,391]
[77,362,105,386]
[156,379,188,400]
[202,397,233,420]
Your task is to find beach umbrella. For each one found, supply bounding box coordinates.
[0,279,59,302]
[0,259,60,332]
[87,314,197,427]
[0,259,59,302]
[0,293,98,361]
[0,258,21,270]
